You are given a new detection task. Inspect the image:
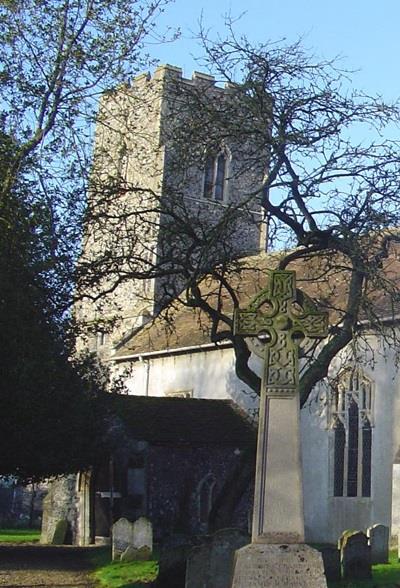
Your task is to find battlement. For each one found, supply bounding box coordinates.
[132,64,232,90]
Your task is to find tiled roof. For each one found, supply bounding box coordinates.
[114,247,400,358]
[109,394,256,447]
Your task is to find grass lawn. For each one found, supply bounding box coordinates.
[88,547,158,588]
[328,550,400,587]
[0,528,40,543]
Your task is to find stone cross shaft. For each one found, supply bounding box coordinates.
[234,270,328,543]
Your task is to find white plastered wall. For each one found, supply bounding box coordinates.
[302,334,399,543]
[113,346,259,415]
[112,332,400,545]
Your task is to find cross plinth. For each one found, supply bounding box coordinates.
[233,270,328,544]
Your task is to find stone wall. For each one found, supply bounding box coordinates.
[41,476,78,544]
[75,65,266,358]
[147,444,250,540]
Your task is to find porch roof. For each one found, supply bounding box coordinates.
[109,394,256,448]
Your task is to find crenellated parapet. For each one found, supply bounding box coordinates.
[76,64,267,358]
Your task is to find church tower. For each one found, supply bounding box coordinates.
[75,65,267,357]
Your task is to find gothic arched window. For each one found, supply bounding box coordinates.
[330,369,373,498]
[203,149,229,201]
[197,474,216,526]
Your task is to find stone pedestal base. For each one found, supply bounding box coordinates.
[231,543,327,587]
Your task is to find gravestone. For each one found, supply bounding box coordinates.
[112,517,134,561]
[341,531,371,581]
[112,516,153,561]
[367,524,389,564]
[231,270,328,587]
[185,528,249,588]
[132,516,153,559]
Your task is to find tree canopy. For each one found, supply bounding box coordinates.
[0,0,175,480]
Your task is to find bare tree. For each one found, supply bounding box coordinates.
[77,30,400,409]
[0,0,176,311]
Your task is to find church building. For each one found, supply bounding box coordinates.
[68,65,400,547]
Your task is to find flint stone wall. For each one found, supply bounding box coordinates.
[41,476,78,544]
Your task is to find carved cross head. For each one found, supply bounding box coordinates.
[233,270,328,397]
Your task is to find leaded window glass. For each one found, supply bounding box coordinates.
[330,369,373,498]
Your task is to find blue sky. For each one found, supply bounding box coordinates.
[149,0,399,101]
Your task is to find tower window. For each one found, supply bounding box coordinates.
[330,368,373,498]
[203,150,229,201]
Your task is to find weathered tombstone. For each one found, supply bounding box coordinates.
[367,524,389,564]
[231,270,329,588]
[341,531,371,580]
[112,517,134,561]
[185,529,249,588]
[117,516,153,561]
[319,546,341,583]
[133,516,153,554]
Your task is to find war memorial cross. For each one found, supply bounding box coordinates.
[231,269,329,587]
[233,269,328,543]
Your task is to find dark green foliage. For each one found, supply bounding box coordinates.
[0,0,175,481]
[0,129,107,481]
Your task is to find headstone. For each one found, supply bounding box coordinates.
[112,517,134,561]
[341,531,371,581]
[319,546,341,582]
[367,524,389,564]
[185,528,249,588]
[51,519,69,545]
[230,270,329,588]
[133,516,153,553]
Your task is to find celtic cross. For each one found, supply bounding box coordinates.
[233,269,328,544]
[234,270,328,398]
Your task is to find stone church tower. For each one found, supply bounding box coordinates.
[75,65,267,357]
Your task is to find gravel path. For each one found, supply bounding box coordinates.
[0,544,98,588]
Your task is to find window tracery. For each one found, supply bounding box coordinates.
[197,473,216,527]
[330,368,373,498]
